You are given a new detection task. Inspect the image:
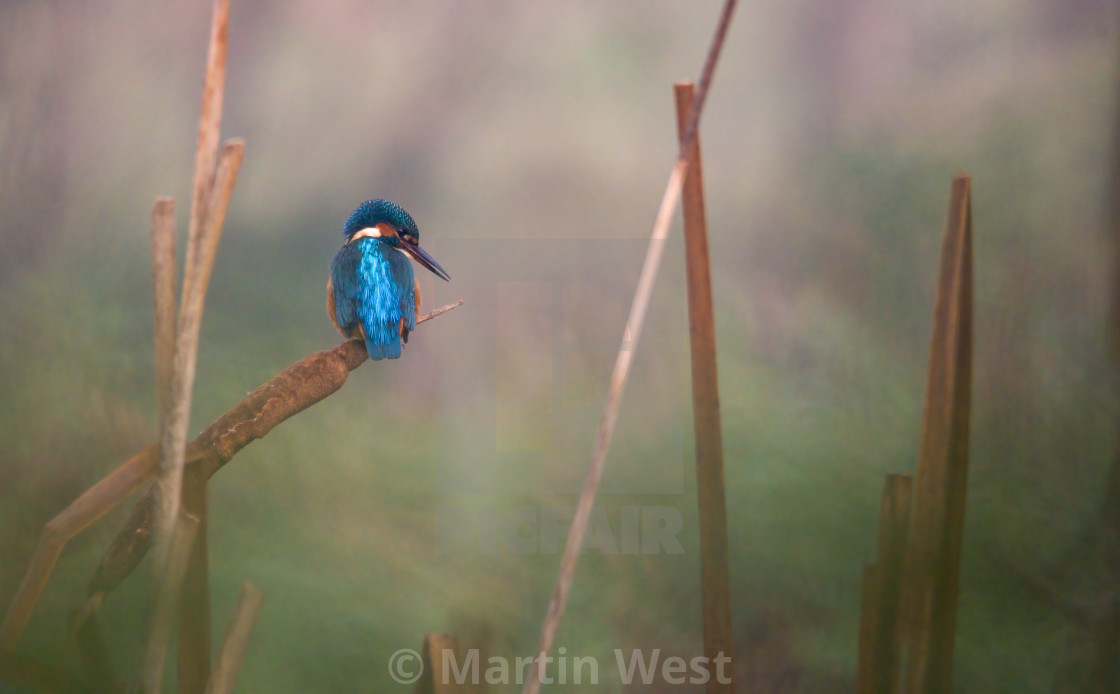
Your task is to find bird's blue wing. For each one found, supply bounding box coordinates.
[329,244,361,334]
[352,242,411,360]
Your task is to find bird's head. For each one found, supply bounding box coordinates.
[343,199,450,281]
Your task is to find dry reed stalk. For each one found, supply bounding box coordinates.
[521,3,739,692]
[169,139,243,694]
[674,81,734,694]
[150,198,177,431]
[856,473,912,694]
[141,513,201,693]
[154,0,232,567]
[414,633,463,694]
[205,582,264,694]
[147,4,234,687]
[901,175,973,694]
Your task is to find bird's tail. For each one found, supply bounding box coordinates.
[365,334,402,360]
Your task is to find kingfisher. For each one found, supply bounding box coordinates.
[328,199,450,360]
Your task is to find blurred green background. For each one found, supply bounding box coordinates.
[2,1,1118,691]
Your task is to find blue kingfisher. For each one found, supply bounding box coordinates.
[328,199,450,359]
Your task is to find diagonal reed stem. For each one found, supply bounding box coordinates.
[520,3,739,692]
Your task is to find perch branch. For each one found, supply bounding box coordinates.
[0,301,463,648]
[521,2,739,692]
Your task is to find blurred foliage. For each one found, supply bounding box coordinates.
[1,1,1118,691]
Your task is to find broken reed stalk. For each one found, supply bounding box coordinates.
[142,3,233,688]
[0,302,463,649]
[520,3,739,692]
[413,633,462,694]
[205,582,264,694]
[185,0,230,270]
[148,201,178,688]
[142,512,201,693]
[154,0,232,568]
[153,3,237,683]
[169,139,244,694]
[151,198,177,431]
[856,473,912,694]
[674,81,734,694]
[901,174,973,694]
[156,139,241,569]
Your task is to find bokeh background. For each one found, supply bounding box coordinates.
[2,1,1119,691]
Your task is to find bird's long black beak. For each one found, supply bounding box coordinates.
[400,237,451,281]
